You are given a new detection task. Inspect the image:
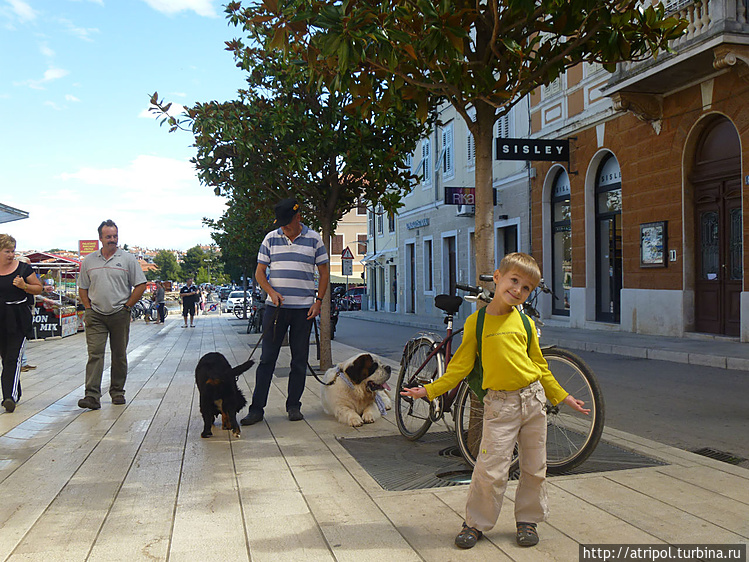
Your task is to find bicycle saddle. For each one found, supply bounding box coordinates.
[434,294,463,315]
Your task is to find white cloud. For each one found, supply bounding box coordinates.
[44,100,62,110]
[65,94,80,102]
[5,0,36,22]
[58,17,99,41]
[39,42,55,58]
[8,155,226,251]
[141,0,218,17]
[17,66,70,89]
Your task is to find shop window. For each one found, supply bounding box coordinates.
[551,169,571,316]
[595,154,622,323]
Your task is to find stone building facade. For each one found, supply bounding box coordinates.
[529,0,748,341]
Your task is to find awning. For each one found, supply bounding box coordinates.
[329,274,364,285]
[360,251,381,264]
[0,202,29,224]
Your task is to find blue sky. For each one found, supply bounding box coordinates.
[1,0,249,252]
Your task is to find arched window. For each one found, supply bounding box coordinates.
[551,169,571,315]
[595,154,622,323]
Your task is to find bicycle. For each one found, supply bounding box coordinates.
[233,298,252,319]
[394,275,605,474]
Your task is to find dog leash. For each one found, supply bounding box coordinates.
[249,300,332,386]
[237,301,280,380]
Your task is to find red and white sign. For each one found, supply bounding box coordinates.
[341,247,354,260]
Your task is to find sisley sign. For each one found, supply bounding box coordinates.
[496,138,569,161]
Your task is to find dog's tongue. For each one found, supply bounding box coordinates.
[383,382,391,391]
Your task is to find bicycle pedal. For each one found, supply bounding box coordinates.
[429,399,442,422]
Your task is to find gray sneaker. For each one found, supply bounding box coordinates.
[78,396,101,410]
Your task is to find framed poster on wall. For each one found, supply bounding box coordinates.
[640,221,667,268]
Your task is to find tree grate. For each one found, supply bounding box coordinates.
[691,447,747,465]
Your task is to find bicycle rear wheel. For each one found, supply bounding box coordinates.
[395,337,444,441]
[542,347,605,473]
[454,347,604,474]
[454,382,483,465]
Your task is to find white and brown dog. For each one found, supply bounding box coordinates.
[321,353,392,427]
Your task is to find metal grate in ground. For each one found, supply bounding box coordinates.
[338,432,668,492]
[691,447,748,466]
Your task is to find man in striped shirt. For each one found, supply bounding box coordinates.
[241,199,330,425]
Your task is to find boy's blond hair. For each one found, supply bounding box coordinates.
[0,234,17,251]
[498,252,541,288]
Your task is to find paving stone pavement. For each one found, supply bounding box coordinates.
[1,314,746,561]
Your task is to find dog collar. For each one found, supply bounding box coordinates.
[335,367,387,417]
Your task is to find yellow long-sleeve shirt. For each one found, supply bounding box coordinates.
[424,308,568,405]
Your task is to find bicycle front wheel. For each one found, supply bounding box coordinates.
[543,347,605,473]
[395,337,444,441]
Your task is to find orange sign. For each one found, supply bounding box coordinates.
[79,240,99,256]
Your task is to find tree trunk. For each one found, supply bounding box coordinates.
[473,102,496,283]
[319,220,333,370]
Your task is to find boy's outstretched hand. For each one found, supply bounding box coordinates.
[400,386,427,399]
[563,394,591,415]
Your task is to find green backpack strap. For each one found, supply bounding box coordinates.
[465,307,487,400]
[518,309,532,354]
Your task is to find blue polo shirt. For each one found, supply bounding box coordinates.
[257,224,329,309]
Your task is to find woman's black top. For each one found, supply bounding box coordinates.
[0,262,34,337]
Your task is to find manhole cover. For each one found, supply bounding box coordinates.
[691,447,747,465]
[436,470,473,484]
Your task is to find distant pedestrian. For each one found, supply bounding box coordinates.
[0,234,44,412]
[400,252,590,549]
[180,278,199,327]
[240,198,329,425]
[154,280,166,323]
[78,220,146,410]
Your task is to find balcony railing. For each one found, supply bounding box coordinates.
[609,0,749,93]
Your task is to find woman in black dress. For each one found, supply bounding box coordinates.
[0,234,43,412]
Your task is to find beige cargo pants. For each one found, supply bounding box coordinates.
[465,380,549,531]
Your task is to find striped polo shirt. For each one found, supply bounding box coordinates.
[258,224,329,309]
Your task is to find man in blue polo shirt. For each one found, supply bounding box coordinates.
[241,199,329,424]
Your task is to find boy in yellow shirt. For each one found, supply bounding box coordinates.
[401,252,589,549]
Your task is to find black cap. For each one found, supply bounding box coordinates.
[273,198,301,228]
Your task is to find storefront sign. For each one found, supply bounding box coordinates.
[79,240,99,256]
[33,310,62,339]
[496,138,569,161]
[406,218,430,230]
[444,186,475,206]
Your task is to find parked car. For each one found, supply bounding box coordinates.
[219,287,232,302]
[341,286,366,311]
[224,290,250,313]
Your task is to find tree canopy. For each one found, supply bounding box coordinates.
[150,10,434,367]
[229,0,686,279]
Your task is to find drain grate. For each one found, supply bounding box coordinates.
[338,431,667,491]
[691,447,747,465]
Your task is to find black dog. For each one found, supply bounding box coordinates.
[195,352,254,438]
